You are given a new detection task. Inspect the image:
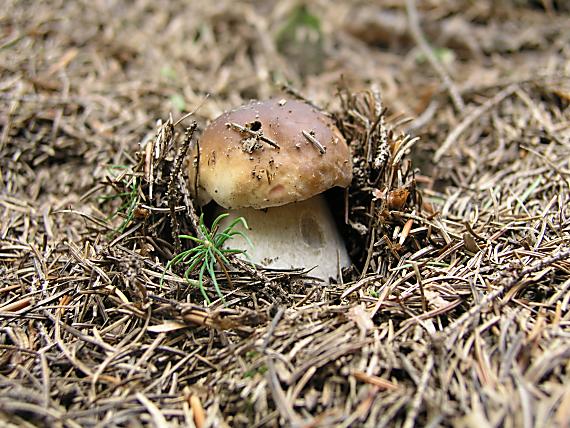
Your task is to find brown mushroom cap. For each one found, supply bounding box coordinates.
[193,99,352,209]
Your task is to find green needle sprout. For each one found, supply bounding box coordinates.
[161,213,252,304]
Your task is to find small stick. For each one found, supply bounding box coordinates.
[168,123,197,252]
[0,297,32,312]
[280,83,325,112]
[412,261,427,313]
[406,0,465,112]
[173,93,209,126]
[352,370,399,390]
[226,122,280,149]
[403,354,434,428]
[302,130,326,154]
[266,357,303,426]
[434,84,517,161]
[262,307,284,351]
[136,393,169,428]
[189,395,206,428]
[436,247,570,348]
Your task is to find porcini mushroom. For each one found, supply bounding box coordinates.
[190,98,352,280]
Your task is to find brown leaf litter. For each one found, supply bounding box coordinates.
[1,0,569,426]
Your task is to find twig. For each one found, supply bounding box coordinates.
[403,354,434,428]
[226,122,280,149]
[437,247,570,348]
[136,393,169,428]
[167,123,197,252]
[266,357,304,427]
[189,395,206,428]
[280,83,324,112]
[434,84,518,161]
[412,262,427,313]
[406,0,464,112]
[173,93,209,127]
[262,307,285,351]
[302,130,326,154]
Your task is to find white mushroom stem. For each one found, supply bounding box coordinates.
[217,194,351,281]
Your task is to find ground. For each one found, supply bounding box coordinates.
[1,1,569,427]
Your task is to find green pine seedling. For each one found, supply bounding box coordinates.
[161,213,252,305]
[99,166,141,233]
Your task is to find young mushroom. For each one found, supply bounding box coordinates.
[190,98,352,280]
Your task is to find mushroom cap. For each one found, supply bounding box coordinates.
[192,98,352,209]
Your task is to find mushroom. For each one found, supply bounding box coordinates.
[190,98,352,280]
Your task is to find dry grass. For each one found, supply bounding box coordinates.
[1,0,569,427]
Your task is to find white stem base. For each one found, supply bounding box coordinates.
[218,195,351,281]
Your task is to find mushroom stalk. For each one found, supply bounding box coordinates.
[218,194,350,280]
